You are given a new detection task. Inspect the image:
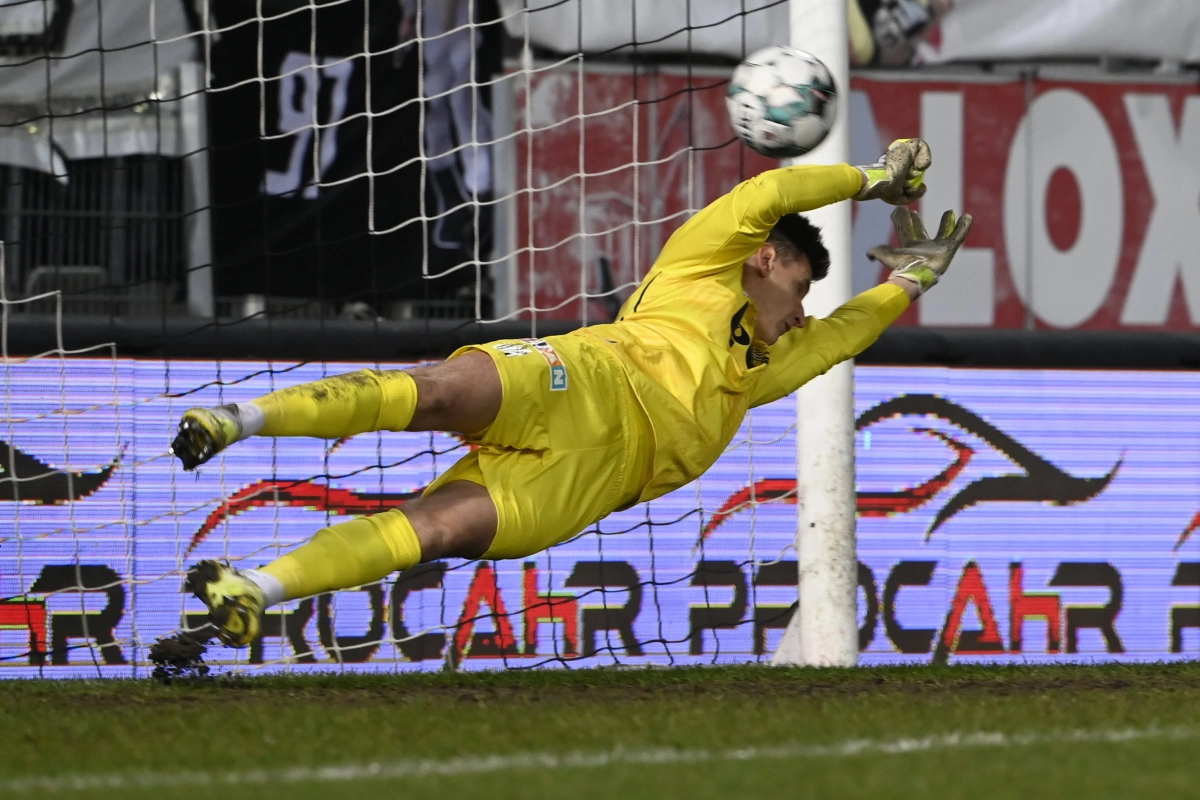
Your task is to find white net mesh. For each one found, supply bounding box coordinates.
[0,1,810,676]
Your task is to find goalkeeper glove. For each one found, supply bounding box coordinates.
[855,138,931,205]
[867,206,974,295]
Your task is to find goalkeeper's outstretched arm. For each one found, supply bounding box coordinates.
[651,139,933,280]
[750,205,973,408]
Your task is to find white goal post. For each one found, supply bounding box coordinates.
[771,0,858,668]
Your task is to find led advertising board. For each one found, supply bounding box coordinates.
[0,360,1197,676]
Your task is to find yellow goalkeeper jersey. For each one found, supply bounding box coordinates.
[574,163,911,503]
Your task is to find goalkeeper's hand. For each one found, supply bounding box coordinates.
[855,138,931,205]
[867,206,974,295]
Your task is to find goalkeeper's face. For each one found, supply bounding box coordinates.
[742,244,812,345]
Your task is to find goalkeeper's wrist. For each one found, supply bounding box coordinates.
[887,274,922,301]
[853,166,874,200]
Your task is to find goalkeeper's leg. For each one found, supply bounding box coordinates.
[187,333,651,648]
[171,352,500,470]
[188,479,496,647]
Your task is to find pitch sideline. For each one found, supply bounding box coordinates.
[5,723,1195,794]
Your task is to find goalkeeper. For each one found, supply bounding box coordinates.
[175,139,973,648]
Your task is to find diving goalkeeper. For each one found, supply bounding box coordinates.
[174,138,973,648]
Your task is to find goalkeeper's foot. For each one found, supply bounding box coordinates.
[185,560,264,648]
[171,405,243,470]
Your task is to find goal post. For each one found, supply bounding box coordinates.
[771,0,858,668]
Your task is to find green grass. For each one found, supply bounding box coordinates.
[4,663,1200,799]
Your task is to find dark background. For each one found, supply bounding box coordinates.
[207,0,502,313]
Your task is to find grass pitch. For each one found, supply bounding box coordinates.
[4,663,1200,799]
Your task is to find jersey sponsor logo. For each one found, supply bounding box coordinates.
[493,342,532,358]
[729,302,751,347]
[522,338,569,391]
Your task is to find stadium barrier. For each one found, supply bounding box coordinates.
[3,346,1200,676]
[4,314,1200,368]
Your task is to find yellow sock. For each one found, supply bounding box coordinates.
[252,369,417,438]
[260,509,422,601]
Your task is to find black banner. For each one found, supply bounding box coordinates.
[208,0,501,313]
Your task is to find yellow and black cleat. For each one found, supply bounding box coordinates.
[185,560,264,648]
[170,407,240,471]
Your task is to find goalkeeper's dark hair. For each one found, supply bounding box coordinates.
[767,214,830,281]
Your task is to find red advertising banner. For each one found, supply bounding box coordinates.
[505,67,1200,331]
[503,66,775,323]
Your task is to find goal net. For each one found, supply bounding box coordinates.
[0,0,817,676]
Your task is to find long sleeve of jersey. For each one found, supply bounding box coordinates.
[749,283,910,408]
[650,163,863,278]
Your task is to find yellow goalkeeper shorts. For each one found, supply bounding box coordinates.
[424,332,653,560]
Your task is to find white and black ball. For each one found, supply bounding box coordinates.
[726,45,838,159]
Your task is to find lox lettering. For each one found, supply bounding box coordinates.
[1121,94,1200,325]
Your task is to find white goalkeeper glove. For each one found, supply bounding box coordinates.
[855,138,931,205]
[867,206,974,295]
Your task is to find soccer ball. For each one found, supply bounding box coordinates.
[726,46,838,159]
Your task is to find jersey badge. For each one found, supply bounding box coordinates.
[522,338,569,391]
